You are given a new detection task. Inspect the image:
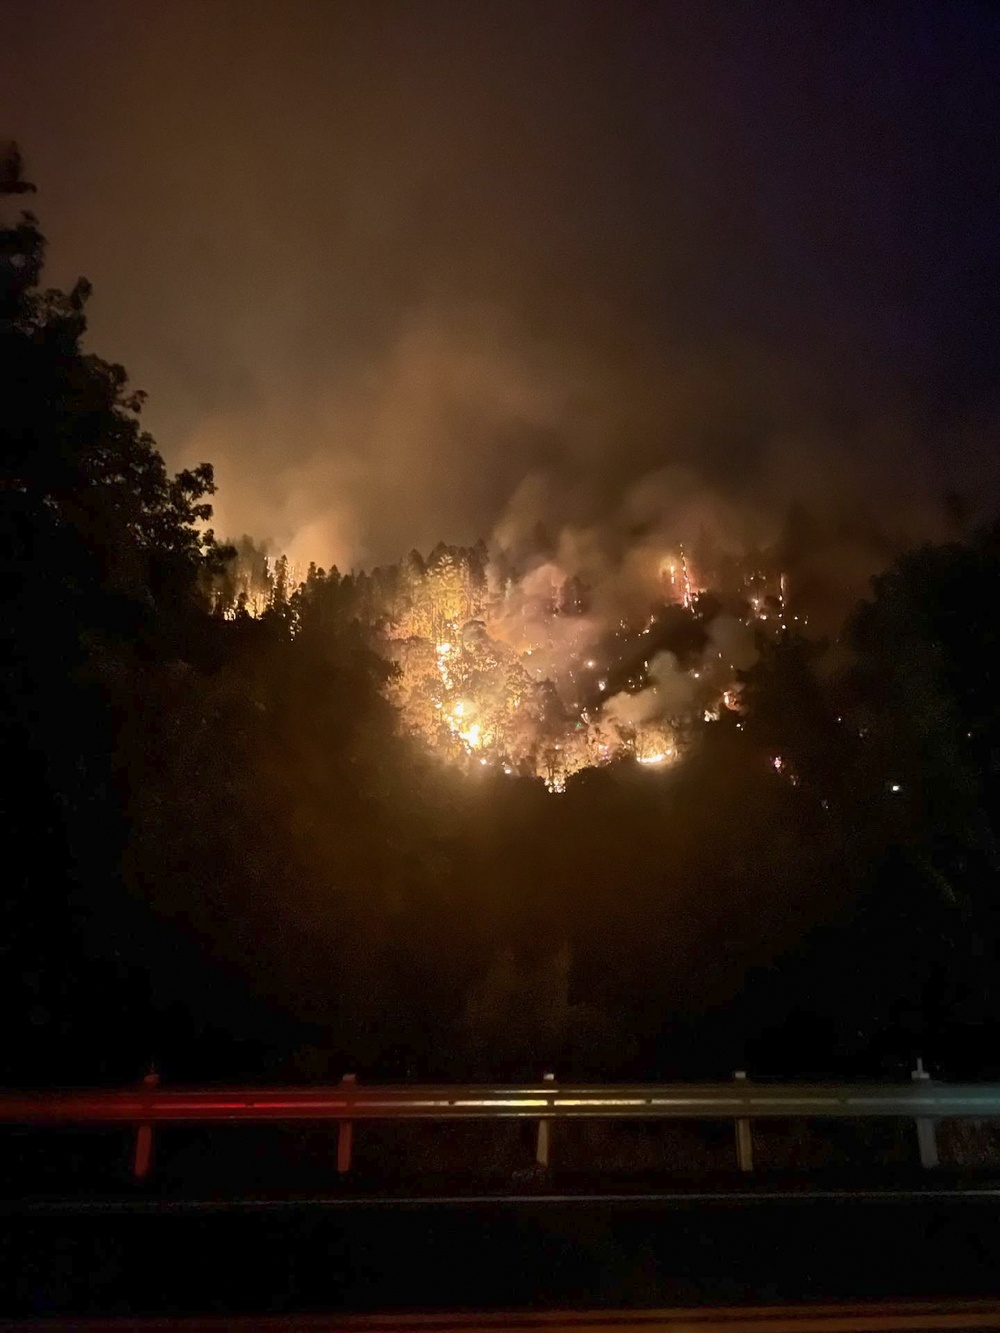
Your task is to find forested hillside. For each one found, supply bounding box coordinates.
[4,145,998,1087]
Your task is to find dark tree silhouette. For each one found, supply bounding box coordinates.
[0,141,36,194]
[4,140,1000,1086]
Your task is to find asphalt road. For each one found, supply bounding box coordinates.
[4,1300,1000,1330]
[1,1192,999,1319]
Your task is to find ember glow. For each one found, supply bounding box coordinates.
[213,536,789,792]
[380,548,723,789]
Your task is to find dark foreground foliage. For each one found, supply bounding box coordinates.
[3,146,999,1086]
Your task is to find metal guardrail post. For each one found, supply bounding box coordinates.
[912,1058,939,1168]
[337,1073,356,1173]
[734,1070,753,1171]
[132,1066,159,1181]
[536,1072,556,1168]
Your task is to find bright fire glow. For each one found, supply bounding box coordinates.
[215,538,789,793]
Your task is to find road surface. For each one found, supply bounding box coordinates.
[4,1300,1000,1329]
[1,1193,999,1318]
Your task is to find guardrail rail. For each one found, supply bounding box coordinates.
[1,1061,995,1180]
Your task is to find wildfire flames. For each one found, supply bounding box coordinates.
[213,537,791,793]
[379,547,784,792]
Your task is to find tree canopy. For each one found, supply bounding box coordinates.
[4,142,1000,1085]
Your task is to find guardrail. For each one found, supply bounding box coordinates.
[0,1061,993,1180]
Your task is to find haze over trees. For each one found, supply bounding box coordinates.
[3,143,999,1086]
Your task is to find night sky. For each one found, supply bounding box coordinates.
[2,0,998,567]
